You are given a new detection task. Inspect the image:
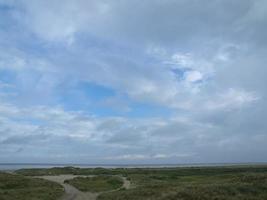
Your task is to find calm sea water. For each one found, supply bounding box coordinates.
[0,163,265,171]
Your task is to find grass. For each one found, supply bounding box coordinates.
[14,165,267,200]
[16,166,80,176]
[64,175,123,192]
[98,172,267,200]
[16,165,267,177]
[0,172,64,200]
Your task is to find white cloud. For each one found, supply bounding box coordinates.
[205,88,259,111]
[19,0,111,44]
[1,0,267,163]
[0,50,26,71]
[105,153,195,161]
[184,70,203,83]
[0,46,54,72]
[0,0,259,111]
[105,154,147,160]
[0,96,266,163]
[170,53,193,67]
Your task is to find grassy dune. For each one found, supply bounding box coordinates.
[64,176,123,192]
[0,172,64,200]
[98,172,267,200]
[15,165,267,200]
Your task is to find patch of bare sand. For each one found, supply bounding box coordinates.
[121,176,131,189]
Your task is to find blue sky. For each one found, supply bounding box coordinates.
[0,0,267,164]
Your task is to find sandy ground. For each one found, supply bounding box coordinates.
[37,175,131,200]
[121,176,131,189]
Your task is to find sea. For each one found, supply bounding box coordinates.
[0,162,266,171]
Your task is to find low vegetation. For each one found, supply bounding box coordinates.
[16,165,267,177]
[98,170,267,200]
[14,165,267,200]
[64,175,123,192]
[0,172,64,200]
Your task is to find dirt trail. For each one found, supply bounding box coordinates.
[37,174,130,200]
[38,175,98,200]
[121,176,131,189]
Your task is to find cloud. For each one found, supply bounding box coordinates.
[104,153,195,161]
[184,71,203,83]
[0,0,267,163]
[0,96,266,163]
[16,0,110,44]
[204,88,259,111]
[1,0,262,109]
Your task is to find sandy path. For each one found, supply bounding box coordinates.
[37,175,98,200]
[121,176,131,189]
[36,174,131,200]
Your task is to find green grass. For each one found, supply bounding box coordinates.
[0,172,64,200]
[64,175,123,192]
[14,165,267,200]
[98,172,267,200]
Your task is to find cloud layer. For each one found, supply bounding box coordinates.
[0,0,266,164]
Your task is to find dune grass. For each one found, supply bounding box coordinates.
[64,175,123,192]
[0,172,64,200]
[15,165,267,200]
[98,172,267,200]
[16,165,267,177]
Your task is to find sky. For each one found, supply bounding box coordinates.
[0,0,267,164]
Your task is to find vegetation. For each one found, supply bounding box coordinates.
[0,172,64,200]
[14,165,267,200]
[16,166,80,176]
[64,175,123,192]
[98,170,267,200]
[16,165,267,177]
